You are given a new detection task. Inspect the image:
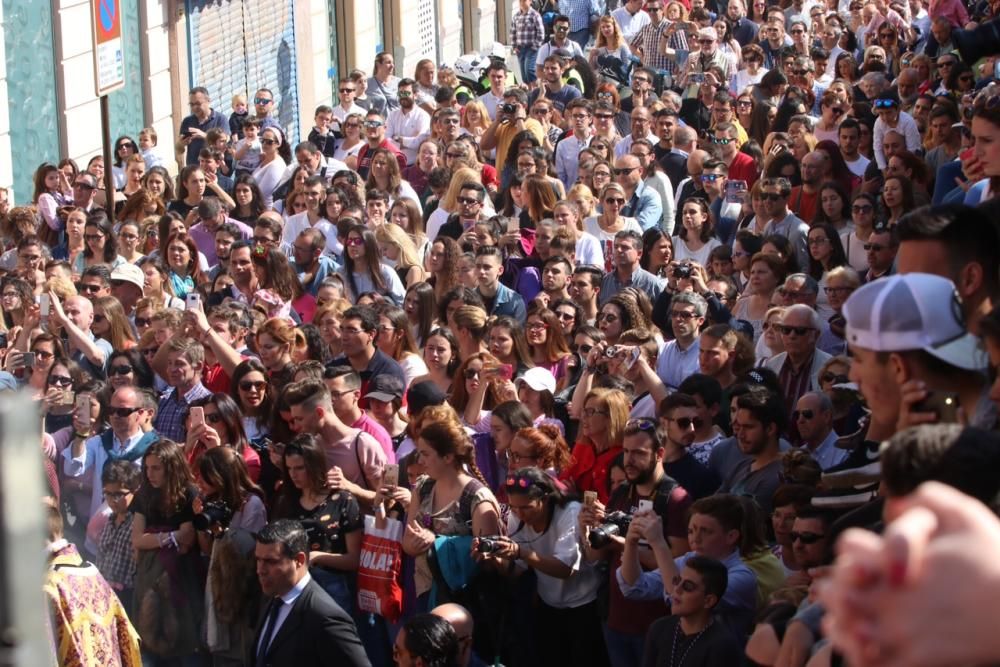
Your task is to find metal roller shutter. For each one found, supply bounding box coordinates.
[185,0,301,143]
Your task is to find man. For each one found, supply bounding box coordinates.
[681,29,734,96]
[663,124,696,194]
[62,385,159,519]
[481,88,544,177]
[436,182,488,241]
[652,109,676,164]
[927,16,956,57]
[323,366,394,462]
[698,157,739,246]
[924,107,961,178]
[726,0,758,46]
[631,2,682,75]
[788,151,828,224]
[570,265,602,325]
[895,67,921,111]
[780,273,843,354]
[355,111,406,180]
[556,4,599,51]
[611,0,650,41]
[790,56,826,115]
[177,86,229,165]
[613,106,658,159]
[198,147,235,199]
[78,265,112,300]
[227,241,259,303]
[209,222,241,281]
[474,246,526,325]
[71,173,100,211]
[16,235,47,274]
[656,292,706,390]
[630,139,675,232]
[719,386,785,514]
[254,520,370,666]
[896,205,999,335]
[658,393,722,500]
[837,118,870,178]
[760,20,787,69]
[529,56,582,113]
[393,614,459,667]
[431,107,465,147]
[430,604,477,667]
[622,68,659,113]
[759,177,809,270]
[599,230,663,306]
[541,255,573,303]
[331,77,365,124]
[51,293,112,379]
[328,306,406,400]
[387,78,431,166]
[677,374,726,464]
[153,337,212,442]
[285,380,386,506]
[44,502,142,666]
[698,323,748,397]
[555,98,594,189]
[614,154,662,231]
[789,508,834,572]
[764,304,832,417]
[793,391,847,469]
[536,15,586,80]
[710,93,749,147]
[863,223,898,283]
[293,228,339,297]
[478,61,508,121]
[282,175,337,254]
[110,264,145,318]
[188,198,252,267]
[251,87,282,132]
[714,120,755,187]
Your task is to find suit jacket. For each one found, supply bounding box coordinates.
[252,578,371,667]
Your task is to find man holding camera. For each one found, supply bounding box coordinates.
[481,88,544,177]
[578,417,691,667]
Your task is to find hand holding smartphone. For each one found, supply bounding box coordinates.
[76,394,92,427]
[189,406,205,428]
[383,464,400,488]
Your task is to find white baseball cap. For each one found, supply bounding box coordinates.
[516,367,557,394]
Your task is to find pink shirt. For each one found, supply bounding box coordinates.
[929,0,968,28]
[322,428,388,491]
[352,412,396,463]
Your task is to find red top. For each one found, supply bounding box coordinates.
[789,186,819,225]
[560,441,623,504]
[727,151,760,190]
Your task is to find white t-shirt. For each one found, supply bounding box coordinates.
[672,235,721,266]
[843,155,870,179]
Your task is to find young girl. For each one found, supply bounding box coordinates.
[338,224,406,305]
[32,163,70,242]
[411,326,460,396]
[673,198,722,266]
[375,306,428,387]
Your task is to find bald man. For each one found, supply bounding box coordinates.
[431,603,476,667]
[52,294,112,378]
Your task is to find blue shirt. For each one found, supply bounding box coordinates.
[155,383,212,443]
[622,180,663,232]
[559,0,602,31]
[655,337,701,391]
[599,267,664,306]
[179,109,230,165]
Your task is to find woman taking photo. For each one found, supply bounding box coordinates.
[184,392,262,482]
[252,127,288,209]
[230,174,266,224]
[673,198,722,266]
[275,433,363,613]
[93,296,138,351]
[376,223,426,288]
[525,307,573,388]
[376,306,428,387]
[488,315,534,379]
[76,211,125,273]
[256,317,304,388]
[137,257,185,310]
[453,352,505,431]
[560,387,629,503]
[164,232,204,300]
[412,326,460,396]
[339,224,405,306]
[841,192,876,272]
[230,358,273,444]
[732,253,787,341]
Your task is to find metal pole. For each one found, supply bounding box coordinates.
[100,95,115,225]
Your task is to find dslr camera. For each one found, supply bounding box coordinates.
[672,262,693,279]
[500,102,518,115]
[588,511,632,549]
[475,535,505,554]
[194,500,234,532]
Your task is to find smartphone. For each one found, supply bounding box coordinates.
[76,394,91,427]
[506,217,519,234]
[583,491,598,508]
[383,464,399,488]
[726,180,748,204]
[58,389,75,407]
[22,352,35,369]
[916,391,960,423]
[186,292,201,310]
[189,406,205,428]
[637,499,654,514]
[38,294,50,316]
[497,364,514,381]
[674,49,690,68]
[689,72,705,85]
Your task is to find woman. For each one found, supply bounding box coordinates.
[139,217,160,257]
[589,16,630,69]
[402,412,501,608]
[732,253,787,341]
[715,19,742,72]
[0,276,31,330]
[735,92,757,134]
[256,318,303,388]
[93,295,137,351]
[54,207,87,267]
[184,392,262,482]
[339,224,405,305]
[252,127,288,209]
[806,224,849,320]
[967,103,1000,206]
[756,306,787,365]
[732,44,767,97]
[841,192,876,272]
[770,484,814,574]
[376,306,428,387]
[376,223,426,288]
[230,358,273,446]
[582,183,642,272]
[252,246,313,322]
[17,332,63,399]
[117,190,166,231]
[230,174,266,224]
[426,236,462,305]
[131,439,203,664]
[461,101,491,145]
[823,266,860,348]
[164,232,204,300]
[111,135,140,188]
[731,231,763,293]
[761,234,800,276]
[452,305,490,361]
[390,197,429,262]
[507,426,573,475]
[114,154,148,213]
[167,166,207,220]
[525,308,572,388]
[560,388,629,503]
[673,198,722,266]
[142,166,175,203]
[402,139,441,203]
[76,211,124,273]
[813,181,852,231]
[195,446,266,664]
[946,62,976,97]
[137,257,185,310]
[880,175,915,226]
[403,281,437,348]
[106,349,155,391]
[116,220,145,264]
[489,401,534,476]
[334,113,366,166]
[814,91,847,143]
[597,295,646,347]
[313,300,350,360]
[412,326,460,396]
[366,379,409,452]
[452,352,505,430]
[592,84,629,140]
[366,147,422,209]
[487,315,534,379]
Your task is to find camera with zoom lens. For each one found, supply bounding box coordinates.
[475,536,505,554]
[501,103,518,115]
[588,511,632,549]
[194,500,234,532]
[672,263,693,279]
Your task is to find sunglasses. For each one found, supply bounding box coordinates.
[792,69,810,76]
[830,107,845,116]
[365,120,384,128]
[240,380,268,392]
[824,285,854,295]
[852,204,873,212]
[873,99,898,109]
[710,137,732,145]
[669,417,705,430]
[346,237,365,247]
[457,196,481,205]
[254,97,273,105]
[791,531,826,544]
[792,409,815,420]
[613,167,638,175]
[339,88,355,94]
[261,138,279,146]
[107,406,142,418]
[555,311,575,321]
[204,412,224,424]
[604,197,625,205]
[49,375,73,387]
[778,325,814,336]
[761,192,783,201]
[77,283,103,293]
[700,173,723,182]
[864,243,890,252]
[108,365,133,376]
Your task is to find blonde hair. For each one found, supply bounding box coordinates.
[567,184,597,218]
[44,276,77,300]
[596,16,627,50]
[462,101,491,133]
[376,223,422,271]
[440,167,482,211]
[580,388,631,448]
[138,126,158,145]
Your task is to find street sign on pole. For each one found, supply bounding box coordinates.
[92,0,125,97]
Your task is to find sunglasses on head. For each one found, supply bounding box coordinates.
[710,137,733,145]
[625,418,657,432]
[873,98,897,109]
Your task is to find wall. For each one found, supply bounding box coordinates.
[0,2,12,198]
[141,0,176,173]
[297,0,332,136]
[339,0,381,76]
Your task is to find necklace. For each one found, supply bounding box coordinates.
[669,619,711,667]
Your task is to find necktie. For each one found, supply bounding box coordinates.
[256,597,283,666]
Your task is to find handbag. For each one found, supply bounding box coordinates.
[355,514,404,622]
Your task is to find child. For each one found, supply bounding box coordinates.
[229,93,249,140]
[137,127,166,170]
[205,128,234,177]
[641,557,744,666]
[95,460,141,615]
[308,104,339,159]
[871,91,921,168]
[234,118,263,176]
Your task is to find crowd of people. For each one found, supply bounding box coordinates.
[14,0,1000,664]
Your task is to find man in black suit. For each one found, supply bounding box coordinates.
[253,520,371,667]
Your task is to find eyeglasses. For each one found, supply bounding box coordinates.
[582,408,610,417]
[339,88,355,94]
[365,120,384,128]
[594,113,614,120]
[824,285,854,295]
[792,409,815,420]
[239,380,268,392]
[700,173,723,182]
[49,375,73,387]
[852,204,873,212]
[792,69,810,76]
[778,325,815,336]
[339,326,366,335]
[457,196,481,205]
[670,310,699,319]
[736,100,753,108]
[791,531,826,544]
[555,25,569,31]
[668,416,704,429]
[613,167,638,176]
[107,406,142,418]
[0,292,18,299]
[671,575,702,593]
[254,97,273,105]
[864,243,890,252]
[604,197,625,205]
[527,322,548,331]
[261,138,279,146]
[84,234,105,242]
[109,365,133,376]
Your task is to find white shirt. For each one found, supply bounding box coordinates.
[478,90,506,121]
[555,133,593,190]
[386,106,432,165]
[610,6,651,41]
[332,103,366,124]
[283,211,340,258]
[613,131,659,159]
[253,159,288,209]
[843,154,870,178]
[257,571,313,656]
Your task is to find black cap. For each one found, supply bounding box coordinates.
[406,380,447,415]
[365,374,405,403]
